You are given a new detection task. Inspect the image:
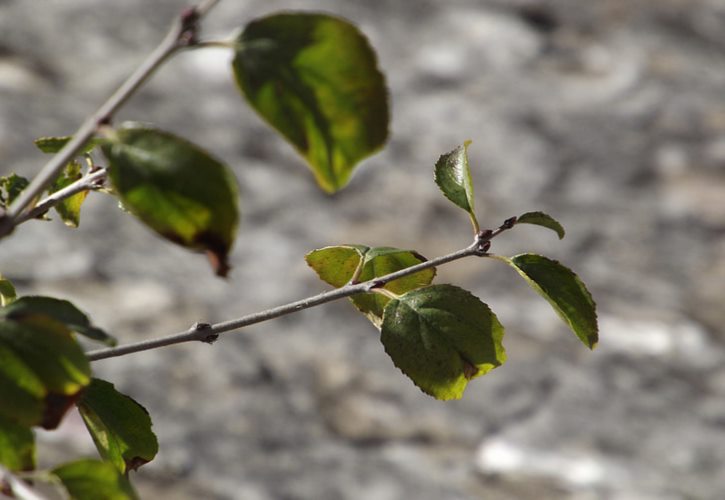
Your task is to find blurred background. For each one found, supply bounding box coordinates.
[2,0,725,498]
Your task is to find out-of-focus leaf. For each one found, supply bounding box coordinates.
[517,211,565,239]
[434,141,478,228]
[33,136,102,155]
[232,12,389,193]
[0,274,16,307]
[53,459,138,500]
[101,123,240,277]
[48,162,88,228]
[0,174,30,208]
[0,416,34,472]
[305,245,436,327]
[2,296,115,347]
[77,379,158,473]
[381,284,506,400]
[501,253,598,349]
[0,316,91,429]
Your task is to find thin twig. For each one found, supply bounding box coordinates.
[86,238,494,361]
[0,0,221,239]
[14,169,107,225]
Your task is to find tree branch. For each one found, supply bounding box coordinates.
[14,168,107,225]
[86,238,494,361]
[0,0,221,239]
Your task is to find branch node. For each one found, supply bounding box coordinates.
[192,322,218,344]
[501,216,518,230]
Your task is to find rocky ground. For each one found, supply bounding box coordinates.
[2,0,725,498]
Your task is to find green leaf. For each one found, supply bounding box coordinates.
[33,136,102,155]
[517,211,565,239]
[2,296,116,347]
[48,162,88,228]
[232,12,389,193]
[101,123,240,277]
[53,459,138,500]
[501,253,598,349]
[0,316,91,429]
[306,245,436,327]
[434,141,478,228]
[0,415,35,471]
[77,379,158,473]
[0,274,16,306]
[0,173,30,208]
[380,284,506,400]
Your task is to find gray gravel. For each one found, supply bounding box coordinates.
[3,1,725,499]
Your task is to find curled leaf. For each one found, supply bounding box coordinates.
[517,211,565,239]
[500,253,598,349]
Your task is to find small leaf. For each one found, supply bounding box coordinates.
[0,415,35,471]
[0,174,30,208]
[101,123,240,277]
[0,316,91,429]
[34,136,101,155]
[501,253,598,349]
[232,12,389,193]
[381,284,506,400]
[305,245,368,287]
[3,296,116,347]
[306,245,436,327]
[0,274,16,306]
[53,459,138,500]
[48,162,89,228]
[517,211,565,239]
[77,378,158,474]
[434,141,478,226]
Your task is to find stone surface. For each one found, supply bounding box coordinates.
[2,0,725,498]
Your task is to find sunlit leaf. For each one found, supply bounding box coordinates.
[48,162,89,228]
[53,459,138,500]
[2,296,115,347]
[77,379,158,473]
[306,245,436,327]
[0,316,91,429]
[102,123,240,277]
[381,284,506,400]
[517,211,565,239]
[434,141,478,228]
[232,12,389,193]
[0,416,34,471]
[500,253,598,348]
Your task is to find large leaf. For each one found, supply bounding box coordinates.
[101,123,240,277]
[517,211,565,239]
[434,141,478,229]
[0,316,91,429]
[381,284,506,400]
[48,161,89,228]
[53,459,138,500]
[232,12,389,193]
[0,416,35,471]
[306,245,436,327]
[3,296,116,346]
[501,253,598,349]
[77,379,158,474]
